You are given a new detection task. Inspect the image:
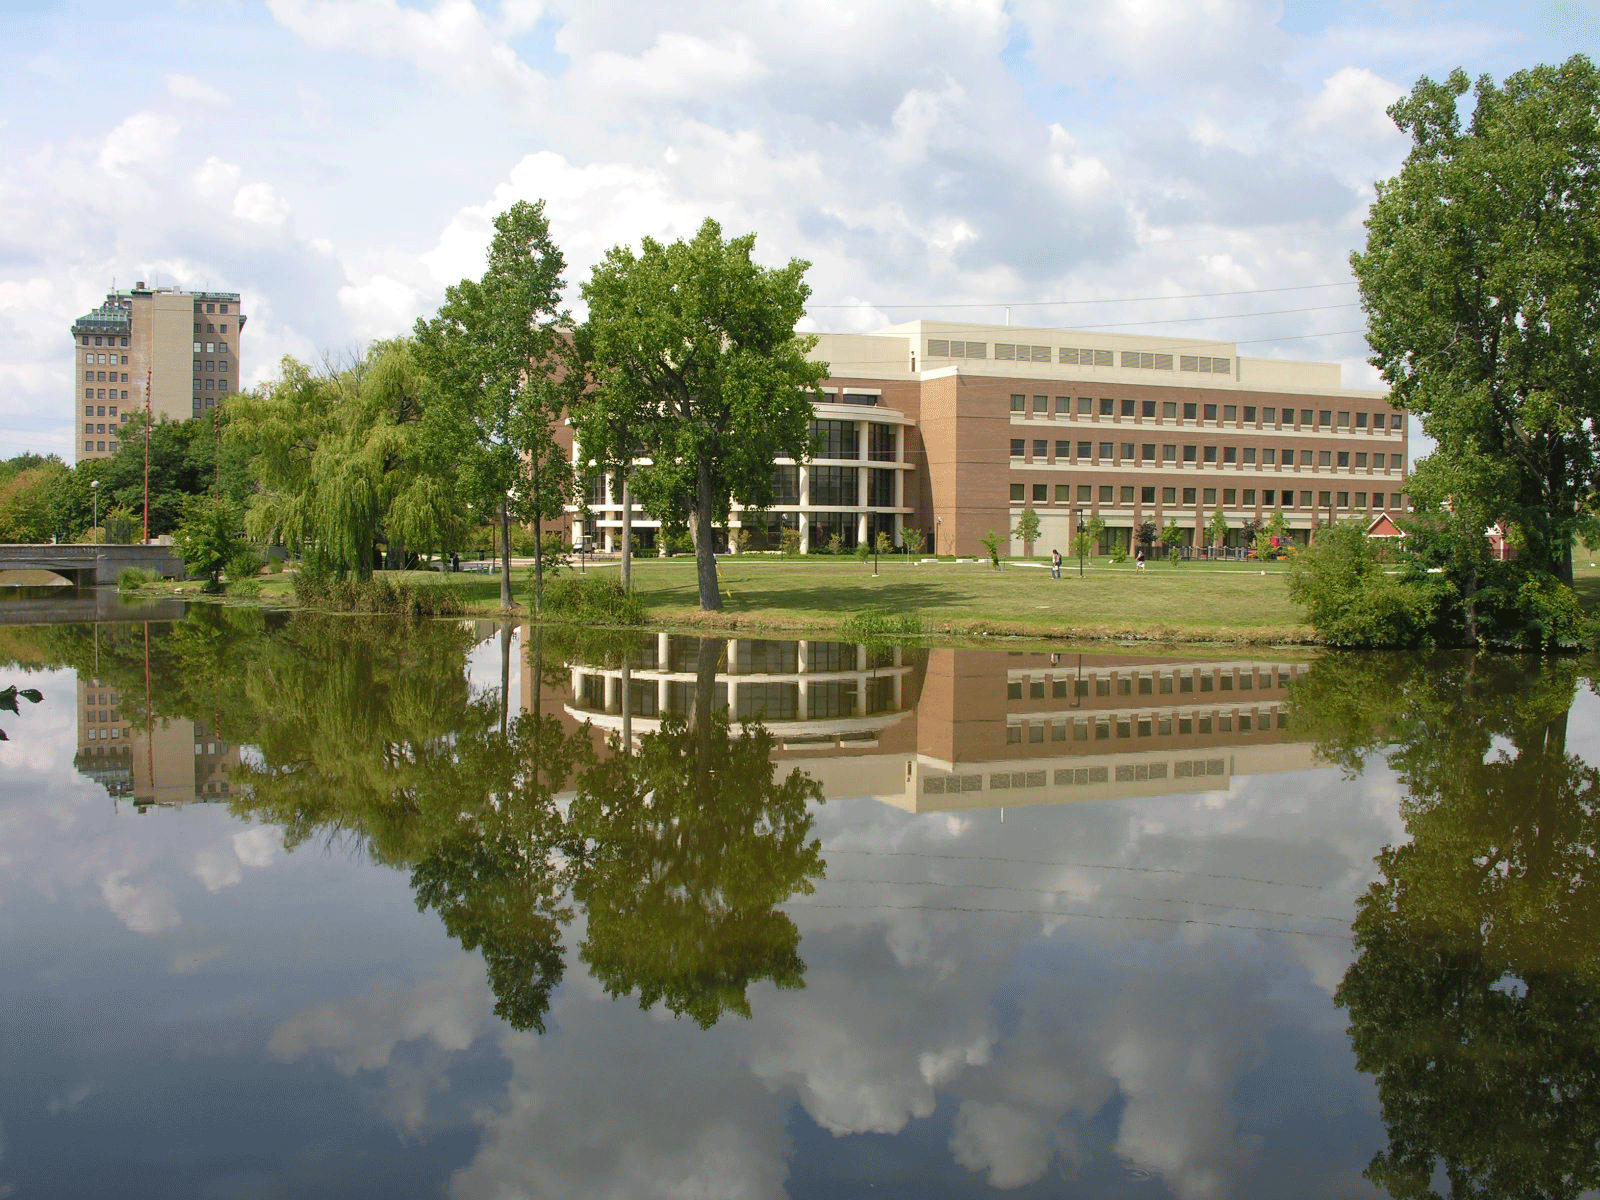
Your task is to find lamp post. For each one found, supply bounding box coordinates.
[1073,507,1085,579]
[935,515,942,557]
[90,479,100,541]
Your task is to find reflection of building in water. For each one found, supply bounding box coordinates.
[562,634,918,752]
[72,673,240,810]
[546,636,1319,811]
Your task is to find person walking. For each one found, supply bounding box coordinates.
[1051,548,1062,579]
[1134,546,1146,572]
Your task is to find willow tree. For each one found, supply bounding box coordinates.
[415,200,574,612]
[1353,56,1600,584]
[228,340,463,579]
[581,218,826,611]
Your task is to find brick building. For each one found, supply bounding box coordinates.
[573,319,1405,557]
[70,283,244,462]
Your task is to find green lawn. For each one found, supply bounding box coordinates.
[607,554,1310,643]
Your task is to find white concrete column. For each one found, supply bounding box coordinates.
[857,509,869,548]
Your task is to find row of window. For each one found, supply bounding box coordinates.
[194,301,232,314]
[79,335,129,347]
[194,322,231,335]
[1000,707,1285,746]
[1011,438,1405,470]
[1006,666,1295,699]
[1009,394,1402,431]
[84,421,123,435]
[85,370,130,384]
[85,388,128,401]
[195,379,229,393]
[194,359,230,373]
[84,352,128,365]
[84,405,124,417]
[84,440,117,453]
[192,341,230,354]
[1009,482,1401,510]
[191,397,221,414]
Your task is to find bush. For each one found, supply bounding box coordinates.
[540,572,645,625]
[1108,543,1128,564]
[118,567,155,590]
[840,608,923,642]
[779,527,802,557]
[980,530,1001,569]
[1289,521,1440,647]
[291,569,465,618]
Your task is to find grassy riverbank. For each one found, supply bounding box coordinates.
[217,555,1313,643]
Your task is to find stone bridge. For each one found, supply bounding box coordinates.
[0,543,187,586]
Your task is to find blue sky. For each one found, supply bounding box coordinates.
[2,0,1597,461]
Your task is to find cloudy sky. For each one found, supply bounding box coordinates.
[3,0,1598,462]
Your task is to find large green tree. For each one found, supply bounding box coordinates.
[1352,56,1600,584]
[228,340,462,579]
[415,200,574,611]
[580,218,827,611]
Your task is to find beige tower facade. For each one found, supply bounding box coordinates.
[70,283,245,462]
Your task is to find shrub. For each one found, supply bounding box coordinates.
[118,567,155,590]
[980,529,1001,569]
[1108,543,1128,564]
[840,608,923,642]
[779,527,802,557]
[291,569,465,618]
[854,540,871,563]
[540,572,645,626]
[1289,521,1439,647]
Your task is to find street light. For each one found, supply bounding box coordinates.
[90,479,100,540]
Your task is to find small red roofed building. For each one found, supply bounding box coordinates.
[1486,522,1517,561]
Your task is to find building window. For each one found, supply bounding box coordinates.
[810,466,858,506]
[85,440,93,451]
[1055,440,1070,458]
[811,419,859,459]
[1099,442,1113,460]
[1033,395,1047,413]
[1263,407,1277,424]
[1120,486,1135,503]
[1077,441,1091,459]
[1162,487,1176,502]
[1163,402,1177,418]
[1223,405,1237,421]
[1011,395,1025,412]
[1183,402,1197,420]
[1100,398,1115,416]
[1033,483,1048,502]
[1099,486,1114,502]
[1223,489,1236,505]
[1203,446,1217,463]
[1355,412,1369,428]
[1141,443,1155,461]
[1056,485,1071,502]
[1055,396,1070,413]
[1337,491,1350,506]
[1183,445,1197,462]
[1355,492,1368,507]
[1121,399,1135,416]
[1077,397,1092,414]
[1318,491,1332,506]
[1262,449,1276,465]
[1373,492,1385,507]
[1204,404,1217,420]
[1120,442,1135,459]
[1223,446,1237,464]
[1318,451,1332,466]
[1033,439,1048,458]
[868,469,896,507]
[84,406,93,416]
[1011,439,1025,458]
[1011,484,1025,502]
[1300,450,1313,465]
[1391,454,1405,469]
[1203,488,1217,504]
[206,302,215,313]
[1263,489,1276,505]
[1318,410,1332,426]
[1243,407,1257,422]
[868,424,897,461]
[1141,486,1156,503]
[1300,491,1312,506]
[219,341,228,353]
[1355,452,1368,467]
[1336,451,1349,467]
[1163,445,1176,461]
[1078,485,1092,501]
[1243,447,1257,463]
[1142,400,1157,417]
[1243,489,1256,504]
[1183,488,1196,504]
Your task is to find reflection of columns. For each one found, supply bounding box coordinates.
[857,510,869,547]
[604,673,619,714]
[796,640,809,672]
[797,679,809,720]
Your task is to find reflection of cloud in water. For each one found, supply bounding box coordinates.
[100,868,180,934]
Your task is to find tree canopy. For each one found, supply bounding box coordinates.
[415,200,574,610]
[1353,56,1600,585]
[579,217,827,611]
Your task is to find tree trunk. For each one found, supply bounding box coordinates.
[533,513,544,615]
[692,461,722,611]
[499,500,514,610]
[499,620,511,737]
[620,472,633,592]
[1464,566,1479,646]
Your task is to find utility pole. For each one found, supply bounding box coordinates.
[143,367,152,544]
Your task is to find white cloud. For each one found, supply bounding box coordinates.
[96,112,181,178]
[165,74,231,105]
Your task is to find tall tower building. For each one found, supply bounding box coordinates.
[70,283,245,462]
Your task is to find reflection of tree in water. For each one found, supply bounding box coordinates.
[29,612,827,1034]
[1296,654,1600,1199]
[569,640,825,1027]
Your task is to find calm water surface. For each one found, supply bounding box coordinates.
[1,602,1595,1199]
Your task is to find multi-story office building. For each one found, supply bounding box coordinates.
[70,283,244,462]
[73,673,241,809]
[573,320,1406,557]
